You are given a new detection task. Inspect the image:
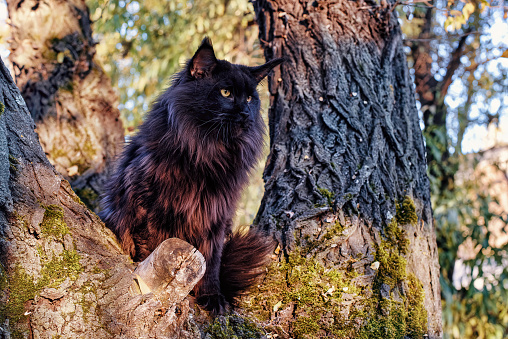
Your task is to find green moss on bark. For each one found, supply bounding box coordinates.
[38,249,83,288]
[246,196,427,338]
[293,314,321,338]
[71,192,87,207]
[324,221,345,240]
[317,187,335,206]
[77,280,97,319]
[359,298,407,339]
[0,265,37,339]
[205,314,264,338]
[374,240,407,288]
[40,205,69,239]
[0,249,83,338]
[358,274,427,339]
[0,266,7,291]
[300,220,346,255]
[245,249,361,338]
[375,218,408,288]
[396,196,418,225]
[1,206,83,338]
[0,265,37,325]
[405,273,428,338]
[358,196,427,338]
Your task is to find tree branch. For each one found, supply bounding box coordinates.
[438,29,471,101]
[0,55,205,338]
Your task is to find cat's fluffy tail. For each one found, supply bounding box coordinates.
[220,228,273,304]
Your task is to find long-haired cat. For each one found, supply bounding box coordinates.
[100,38,282,314]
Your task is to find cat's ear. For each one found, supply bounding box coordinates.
[189,37,217,79]
[248,58,284,83]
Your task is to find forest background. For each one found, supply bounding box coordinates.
[0,0,507,338]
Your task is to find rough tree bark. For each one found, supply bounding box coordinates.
[6,0,124,211]
[0,58,205,339]
[250,0,442,337]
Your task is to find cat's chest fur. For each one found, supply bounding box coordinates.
[128,128,255,232]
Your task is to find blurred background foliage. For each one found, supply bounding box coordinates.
[88,0,263,131]
[1,0,507,337]
[88,0,508,337]
[399,1,508,338]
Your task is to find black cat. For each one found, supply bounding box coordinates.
[100,38,283,314]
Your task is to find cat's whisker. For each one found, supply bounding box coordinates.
[202,109,228,116]
[216,126,220,142]
[206,82,223,98]
[202,120,221,143]
[202,120,218,136]
[196,118,221,129]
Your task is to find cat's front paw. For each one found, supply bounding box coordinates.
[197,293,228,315]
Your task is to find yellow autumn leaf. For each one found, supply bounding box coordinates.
[444,17,454,31]
[454,18,464,31]
[463,3,475,20]
[444,15,466,32]
[480,0,490,13]
[501,50,508,58]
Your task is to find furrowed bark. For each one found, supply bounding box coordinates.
[253,0,442,337]
[6,0,124,211]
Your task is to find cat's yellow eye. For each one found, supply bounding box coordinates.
[246,96,252,103]
[221,89,231,97]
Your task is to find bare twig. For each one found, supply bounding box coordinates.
[403,31,482,42]
[439,28,472,99]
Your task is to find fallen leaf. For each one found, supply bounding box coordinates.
[274,244,281,255]
[273,300,283,313]
[325,286,336,295]
[67,165,79,177]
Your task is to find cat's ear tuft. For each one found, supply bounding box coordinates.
[249,58,284,83]
[189,37,217,79]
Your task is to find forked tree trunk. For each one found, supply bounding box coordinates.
[0,58,205,338]
[251,0,442,337]
[6,0,124,211]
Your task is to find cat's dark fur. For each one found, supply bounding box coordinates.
[100,38,282,314]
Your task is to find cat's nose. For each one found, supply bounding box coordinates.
[239,111,249,120]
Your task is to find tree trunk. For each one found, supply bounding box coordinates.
[0,58,205,338]
[6,0,124,211]
[250,0,442,337]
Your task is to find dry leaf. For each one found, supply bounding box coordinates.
[67,165,79,176]
[273,300,283,312]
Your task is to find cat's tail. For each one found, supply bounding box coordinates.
[219,227,273,304]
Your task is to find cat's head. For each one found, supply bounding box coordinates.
[167,38,283,144]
